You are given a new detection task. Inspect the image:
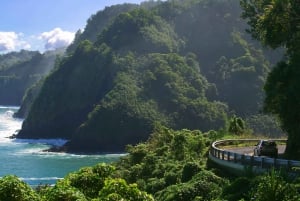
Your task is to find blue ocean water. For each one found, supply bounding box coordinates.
[0,106,123,186]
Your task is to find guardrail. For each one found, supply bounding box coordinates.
[209,139,300,175]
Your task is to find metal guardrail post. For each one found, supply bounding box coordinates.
[261,157,264,168]
[241,154,245,165]
[211,147,214,156]
[287,160,291,170]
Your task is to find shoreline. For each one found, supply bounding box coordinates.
[43,145,126,156]
[9,134,126,155]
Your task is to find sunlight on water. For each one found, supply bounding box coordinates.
[0,106,123,186]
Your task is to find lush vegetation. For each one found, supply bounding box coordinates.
[16,0,283,153]
[240,0,300,159]
[1,0,299,200]
[66,3,139,54]
[1,126,299,200]
[2,0,300,200]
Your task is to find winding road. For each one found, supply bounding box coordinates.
[225,145,286,156]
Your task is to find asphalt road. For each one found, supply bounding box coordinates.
[225,145,286,156]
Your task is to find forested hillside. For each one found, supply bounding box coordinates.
[0,49,63,105]
[17,0,281,152]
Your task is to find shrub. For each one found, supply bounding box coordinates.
[0,175,40,201]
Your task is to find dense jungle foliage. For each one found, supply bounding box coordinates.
[1,126,299,200]
[15,0,283,153]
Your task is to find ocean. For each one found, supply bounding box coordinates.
[0,106,123,186]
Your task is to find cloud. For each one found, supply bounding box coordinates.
[0,28,75,53]
[40,28,75,50]
[0,32,31,52]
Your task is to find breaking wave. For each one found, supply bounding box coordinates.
[0,106,123,186]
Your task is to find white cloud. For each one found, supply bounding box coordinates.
[0,32,31,52]
[0,32,17,51]
[0,28,75,53]
[39,28,75,50]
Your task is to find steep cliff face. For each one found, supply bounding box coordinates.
[17,9,187,142]
[17,0,274,152]
[18,42,115,139]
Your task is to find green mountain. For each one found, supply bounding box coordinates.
[17,0,277,152]
[66,3,139,54]
[0,49,63,105]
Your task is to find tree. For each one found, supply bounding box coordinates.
[0,175,40,201]
[264,55,300,158]
[65,163,115,199]
[41,183,87,201]
[240,0,300,55]
[98,178,155,201]
[155,170,226,201]
[240,0,300,159]
[228,115,246,135]
[249,170,300,201]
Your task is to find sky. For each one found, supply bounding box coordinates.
[0,0,149,54]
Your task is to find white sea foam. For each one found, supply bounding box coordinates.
[13,146,49,155]
[13,138,68,147]
[0,107,23,142]
[0,105,19,110]
[28,150,127,159]
[0,106,67,147]
[21,177,63,187]
[4,110,14,117]
[19,177,63,181]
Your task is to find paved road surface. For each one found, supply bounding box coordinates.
[225,145,286,156]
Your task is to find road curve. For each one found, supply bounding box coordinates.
[209,140,300,175]
[225,145,286,156]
